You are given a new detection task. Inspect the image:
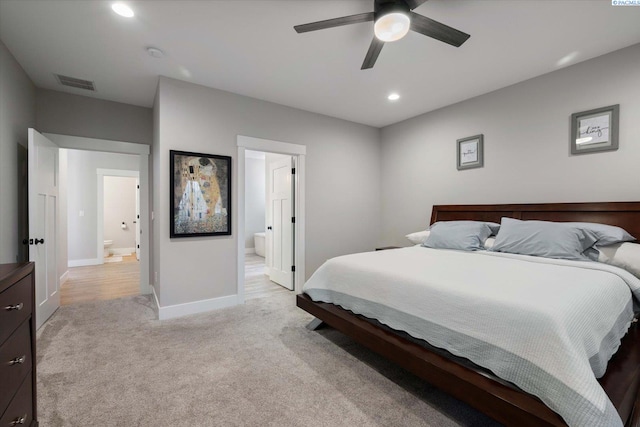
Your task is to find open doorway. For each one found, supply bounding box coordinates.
[237,135,306,304]
[28,130,150,328]
[62,151,141,305]
[244,150,293,299]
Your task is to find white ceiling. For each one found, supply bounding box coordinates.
[1,0,639,128]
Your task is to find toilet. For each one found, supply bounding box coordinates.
[254,232,265,257]
[103,240,113,258]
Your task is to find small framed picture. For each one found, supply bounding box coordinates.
[170,150,232,238]
[457,134,484,170]
[570,104,619,155]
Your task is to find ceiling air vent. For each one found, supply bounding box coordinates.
[54,74,96,91]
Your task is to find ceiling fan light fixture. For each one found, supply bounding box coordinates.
[374,12,410,42]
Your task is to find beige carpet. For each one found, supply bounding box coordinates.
[37,292,500,426]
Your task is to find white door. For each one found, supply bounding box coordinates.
[28,129,60,329]
[267,157,294,289]
[135,179,140,261]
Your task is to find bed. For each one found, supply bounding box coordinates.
[296,202,640,427]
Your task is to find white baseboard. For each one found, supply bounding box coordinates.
[60,270,69,285]
[68,258,100,267]
[245,247,255,254]
[158,294,239,320]
[112,247,135,256]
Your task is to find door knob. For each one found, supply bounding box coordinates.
[267,226,272,230]
[34,238,44,245]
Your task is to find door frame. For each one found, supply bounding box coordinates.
[236,135,306,303]
[44,133,151,295]
[96,169,140,264]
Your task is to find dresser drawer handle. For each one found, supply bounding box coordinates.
[4,303,23,311]
[8,355,26,366]
[9,414,27,426]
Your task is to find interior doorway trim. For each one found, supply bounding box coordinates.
[237,135,306,303]
[96,168,140,266]
[44,133,151,295]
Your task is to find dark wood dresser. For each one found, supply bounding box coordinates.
[0,263,37,427]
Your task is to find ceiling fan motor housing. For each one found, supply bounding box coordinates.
[374,0,410,19]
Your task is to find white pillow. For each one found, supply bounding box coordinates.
[484,237,496,249]
[406,230,430,245]
[598,242,640,278]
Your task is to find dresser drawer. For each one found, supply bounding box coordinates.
[0,321,32,414]
[0,276,32,346]
[0,373,32,427]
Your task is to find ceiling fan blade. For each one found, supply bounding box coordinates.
[361,37,385,70]
[294,12,375,33]
[409,12,470,47]
[404,0,429,10]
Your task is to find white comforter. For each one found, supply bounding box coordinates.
[303,246,640,427]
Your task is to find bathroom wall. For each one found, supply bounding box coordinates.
[104,176,137,253]
[244,151,266,250]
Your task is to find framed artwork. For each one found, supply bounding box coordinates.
[457,134,484,170]
[170,150,231,238]
[570,104,619,155]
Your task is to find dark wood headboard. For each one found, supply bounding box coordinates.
[430,202,640,240]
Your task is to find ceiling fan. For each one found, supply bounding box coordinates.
[294,0,470,70]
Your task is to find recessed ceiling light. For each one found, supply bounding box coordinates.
[557,51,579,67]
[112,3,134,18]
[388,93,400,101]
[146,47,165,58]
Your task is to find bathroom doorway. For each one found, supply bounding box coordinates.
[243,149,294,299]
[61,150,142,305]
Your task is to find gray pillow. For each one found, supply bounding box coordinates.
[491,217,599,261]
[429,220,500,234]
[423,221,494,251]
[564,222,635,246]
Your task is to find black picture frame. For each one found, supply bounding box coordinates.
[170,150,232,238]
[570,104,619,155]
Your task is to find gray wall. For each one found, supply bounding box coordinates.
[0,40,36,263]
[380,43,640,247]
[67,149,139,262]
[244,156,265,249]
[152,90,160,296]
[155,77,381,307]
[36,89,153,145]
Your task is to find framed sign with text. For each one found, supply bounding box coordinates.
[570,104,619,155]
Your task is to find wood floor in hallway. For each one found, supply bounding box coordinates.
[61,254,140,305]
[245,253,290,300]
